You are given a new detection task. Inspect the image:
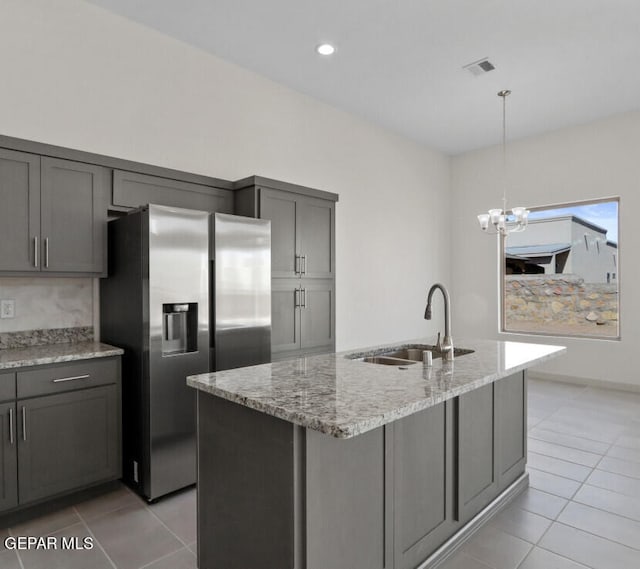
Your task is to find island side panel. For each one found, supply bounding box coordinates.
[393,401,458,569]
[197,392,296,569]
[305,426,387,569]
[496,371,527,490]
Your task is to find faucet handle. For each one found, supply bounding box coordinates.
[436,332,442,353]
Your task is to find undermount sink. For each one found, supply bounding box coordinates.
[383,345,475,361]
[358,344,475,366]
[361,356,418,366]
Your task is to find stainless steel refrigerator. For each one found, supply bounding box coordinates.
[100,205,271,501]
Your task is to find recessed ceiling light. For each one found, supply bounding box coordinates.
[316,43,336,56]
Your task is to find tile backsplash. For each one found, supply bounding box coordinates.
[0,277,94,334]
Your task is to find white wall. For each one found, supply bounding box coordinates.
[451,111,640,388]
[0,0,451,350]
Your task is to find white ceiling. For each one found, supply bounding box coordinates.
[85,0,640,155]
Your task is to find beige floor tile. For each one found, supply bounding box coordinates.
[528,452,592,482]
[437,550,494,569]
[528,439,601,467]
[510,487,568,520]
[528,427,610,454]
[486,504,552,544]
[518,546,591,568]
[10,507,81,537]
[558,502,640,551]
[586,468,640,498]
[148,488,196,545]
[0,549,21,569]
[16,522,113,569]
[607,444,640,464]
[459,524,532,569]
[85,503,183,569]
[575,483,640,521]
[527,468,580,499]
[141,547,196,569]
[75,485,143,522]
[598,456,640,479]
[539,522,640,569]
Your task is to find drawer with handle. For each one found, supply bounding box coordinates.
[0,371,16,402]
[17,358,118,399]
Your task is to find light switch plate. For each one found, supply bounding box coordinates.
[1,299,15,319]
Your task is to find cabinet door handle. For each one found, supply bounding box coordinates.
[44,237,50,268]
[33,237,39,268]
[9,407,14,445]
[21,407,27,442]
[294,255,300,275]
[52,374,90,383]
[302,288,307,308]
[294,288,300,308]
[302,255,307,275]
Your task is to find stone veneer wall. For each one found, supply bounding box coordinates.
[505,274,618,329]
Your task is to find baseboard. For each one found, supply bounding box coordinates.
[417,473,529,569]
[527,371,640,393]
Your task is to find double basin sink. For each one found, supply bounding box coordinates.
[359,344,474,366]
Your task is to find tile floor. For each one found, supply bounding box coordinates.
[1,377,639,569]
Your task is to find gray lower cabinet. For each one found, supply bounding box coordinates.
[0,150,109,275]
[271,279,335,358]
[0,402,18,512]
[197,372,527,569]
[17,385,119,504]
[0,357,121,515]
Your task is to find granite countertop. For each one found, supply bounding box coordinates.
[187,337,566,439]
[0,341,124,370]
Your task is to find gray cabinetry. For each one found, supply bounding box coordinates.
[235,177,338,359]
[112,170,234,214]
[0,401,18,512]
[0,357,121,515]
[259,188,334,279]
[41,157,109,273]
[197,372,528,569]
[17,385,119,504]
[271,279,334,358]
[0,150,108,275]
[0,148,40,272]
[393,402,456,569]
[496,372,527,490]
[457,383,498,523]
[306,428,387,569]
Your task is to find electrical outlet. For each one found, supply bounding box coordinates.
[1,299,15,319]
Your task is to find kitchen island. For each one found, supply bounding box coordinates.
[188,338,565,569]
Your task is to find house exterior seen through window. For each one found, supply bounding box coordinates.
[502,198,619,339]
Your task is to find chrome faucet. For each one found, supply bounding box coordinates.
[424,283,454,362]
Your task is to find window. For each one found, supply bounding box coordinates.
[502,198,619,339]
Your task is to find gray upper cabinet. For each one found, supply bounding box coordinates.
[0,148,40,272]
[259,188,335,279]
[0,150,108,276]
[112,170,234,213]
[41,158,108,274]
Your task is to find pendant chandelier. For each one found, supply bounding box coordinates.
[477,90,529,235]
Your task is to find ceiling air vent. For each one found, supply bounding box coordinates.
[463,58,495,76]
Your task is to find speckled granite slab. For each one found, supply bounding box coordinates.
[188,338,566,439]
[0,326,94,349]
[0,341,124,370]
